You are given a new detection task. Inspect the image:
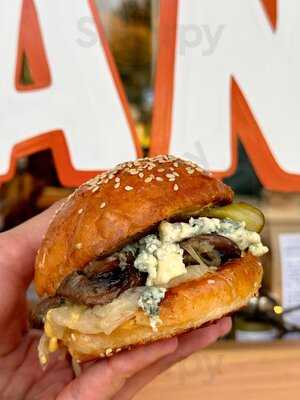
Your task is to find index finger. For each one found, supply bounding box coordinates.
[58,338,178,400]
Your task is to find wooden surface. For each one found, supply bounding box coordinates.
[136,340,300,400]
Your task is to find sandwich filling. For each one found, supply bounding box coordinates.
[33,212,268,363]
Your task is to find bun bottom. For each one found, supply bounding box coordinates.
[57,253,262,362]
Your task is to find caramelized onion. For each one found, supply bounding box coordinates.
[48,288,144,335]
[181,234,241,267]
[165,265,217,288]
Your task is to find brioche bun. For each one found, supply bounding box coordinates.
[48,253,262,362]
[35,156,233,296]
[34,156,263,363]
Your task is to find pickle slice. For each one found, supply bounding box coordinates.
[199,203,265,233]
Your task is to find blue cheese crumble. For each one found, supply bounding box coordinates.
[134,235,185,286]
[160,218,269,257]
[138,286,166,330]
[132,217,268,287]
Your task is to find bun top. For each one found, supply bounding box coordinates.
[35,155,233,296]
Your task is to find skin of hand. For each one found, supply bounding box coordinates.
[0,203,232,400]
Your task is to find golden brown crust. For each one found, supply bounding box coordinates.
[56,253,262,362]
[35,156,233,296]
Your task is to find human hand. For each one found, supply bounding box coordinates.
[0,204,231,399]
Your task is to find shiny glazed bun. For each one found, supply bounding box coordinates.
[35,156,233,297]
[34,155,264,363]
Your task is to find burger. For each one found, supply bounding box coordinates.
[31,155,268,365]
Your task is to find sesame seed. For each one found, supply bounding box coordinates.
[71,333,76,341]
[114,182,120,189]
[187,169,195,174]
[100,202,106,209]
[173,162,179,168]
[129,168,139,175]
[91,186,99,193]
[166,173,174,179]
[208,279,215,284]
[87,175,101,186]
[103,179,109,184]
[156,177,163,182]
[115,177,120,182]
[170,167,175,171]
[158,168,165,172]
[108,174,115,180]
[78,208,83,214]
[75,243,82,250]
[173,184,179,191]
[173,172,180,177]
[138,172,144,178]
[125,185,133,191]
[105,348,113,356]
[144,177,152,183]
[168,177,176,182]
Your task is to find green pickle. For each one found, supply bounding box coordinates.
[199,203,265,233]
